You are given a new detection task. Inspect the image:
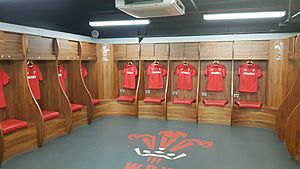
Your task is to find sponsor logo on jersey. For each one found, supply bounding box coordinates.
[211,72,221,75]
[243,72,256,75]
[180,71,190,75]
[27,75,37,79]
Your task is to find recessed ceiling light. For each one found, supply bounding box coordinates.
[89,20,150,27]
[203,11,286,20]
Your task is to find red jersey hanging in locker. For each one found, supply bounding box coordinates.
[58,64,67,92]
[204,63,226,91]
[0,68,10,108]
[175,63,197,90]
[238,63,262,93]
[81,64,88,78]
[122,63,138,89]
[147,62,167,89]
[27,64,43,100]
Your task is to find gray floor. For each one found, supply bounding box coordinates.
[2,117,300,169]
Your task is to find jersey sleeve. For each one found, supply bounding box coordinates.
[162,65,167,76]
[238,66,242,76]
[222,66,226,77]
[204,65,209,76]
[82,65,88,78]
[1,70,10,86]
[134,65,138,76]
[175,65,180,76]
[62,67,68,79]
[146,64,152,75]
[191,65,197,76]
[256,66,262,77]
[36,66,43,81]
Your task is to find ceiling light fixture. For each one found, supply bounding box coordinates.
[89,19,150,27]
[203,11,286,20]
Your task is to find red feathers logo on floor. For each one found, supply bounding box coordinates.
[124,130,214,169]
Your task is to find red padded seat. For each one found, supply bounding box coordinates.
[203,99,228,107]
[71,103,84,112]
[236,101,262,109]
[42,110,60,121]
[0,119,28,135]
[172,98,195,105]
[117,96,136,103]
[92,98,101,105]
[144,97,165,103]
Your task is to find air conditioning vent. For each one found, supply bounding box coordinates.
[116,0,185,18]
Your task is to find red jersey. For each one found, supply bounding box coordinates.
[81,64,88,78]
[175,63,197,90]
[0,68,10,108]
[27,64,43,100]
[58,64,68,92]
[122,64,138,89]
[204,64,226,91]
[147,63,167,89]
[238,63,262,93]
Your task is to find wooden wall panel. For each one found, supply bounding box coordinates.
[117,61,139,97]
[170,61,198,101]
[200,41,233,60]
[43,115,67,142]
[72,106,88,129]
[154,44,169,60]
[57,39,80,60]
[0,31,24,60]
[60,61,93,125]
[126,44,140,60]
[35,61,70,139]
[198,106,232,125]
[232,107,276,130]
[93,99,136,119]
[141,61,168,99]
[234,41,270,60]
[167,103,197,122]
[233,60,267,105]
[3,124,37,161]
[113,44,126,60]
[26,35,56,60]
[141,44,154,60]
[101,45,118,99]
[200,60,232,105]
[81,42,97,60]
[184,42,199,60]
[266,40,298,108]
[169,43,184,60]
[138,101,166,120]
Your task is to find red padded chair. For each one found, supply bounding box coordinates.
[203,100,228,107]
[0,119,28,135]
[144,97,165,103]
[42,110,60,121]
[235,101,262,109]
[172,98,195,105]
[71,103,84,112]
[117,96,136,103]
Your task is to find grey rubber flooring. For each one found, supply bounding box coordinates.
[2,117,300,169]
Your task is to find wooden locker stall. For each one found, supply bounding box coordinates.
[198,41,233,125]
[93,44,140,118]
[26,35,71,144]
[56,39,93,129]
[138,43,169,120]
[80,42,100,120]
[231,40,275,130]
[167,43,200,122]
[0,32,43,164]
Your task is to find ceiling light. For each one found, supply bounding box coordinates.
[203,11,286,20]
[89,20,150,27]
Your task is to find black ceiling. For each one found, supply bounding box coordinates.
[0,0,299,38]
